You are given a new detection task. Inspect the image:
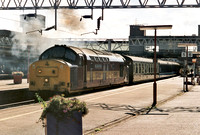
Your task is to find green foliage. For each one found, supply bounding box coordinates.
[35,94,89,121]
[95,128,102,132]
[35,93,47,109]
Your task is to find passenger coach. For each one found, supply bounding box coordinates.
[123,55,180,84]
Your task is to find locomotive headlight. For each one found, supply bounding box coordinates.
[38,69,42,73]
[44,78,49,83]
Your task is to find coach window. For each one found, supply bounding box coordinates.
[106,58,109,62]
[144,63,146,73]
[135,63,137,73]
[136,63,138,74]
[142,63,145,73]
[149,64,151,73]
[146,64,148,73]
[99,57,103,62]
[133,63,136,73]
[139,63,142,73]
[141,63,143,73]
[157,64,159,73]
[90,56,94,61]
[95,57,100,62]
[146,64,149,73]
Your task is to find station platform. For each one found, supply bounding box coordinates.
[94,82,200,135]
[0,79,28,91]
[0,76,199,135]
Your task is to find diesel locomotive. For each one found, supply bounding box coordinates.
[29,45,180,95]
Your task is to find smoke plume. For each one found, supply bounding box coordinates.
[60,9,85,31]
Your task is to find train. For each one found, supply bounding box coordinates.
[29,45,180,95]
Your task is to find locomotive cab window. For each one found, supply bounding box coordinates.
[39,46,78,64]
[40,47,65,59]
[64,49,76,62]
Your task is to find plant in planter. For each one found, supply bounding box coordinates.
[35,93,89,135]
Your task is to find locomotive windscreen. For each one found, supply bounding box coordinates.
[39,46,77,64]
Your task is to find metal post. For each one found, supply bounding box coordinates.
[186,46,188,92]
[34,0,37,16]
[153,29,157,106]
[54,1,58,30]
[139,25,172,107]
[108,39,111,52]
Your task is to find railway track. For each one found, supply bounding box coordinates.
[0,100,35,109]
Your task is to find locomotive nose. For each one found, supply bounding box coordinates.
[29,59,70,93]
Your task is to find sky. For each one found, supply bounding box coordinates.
[0,1,200,39]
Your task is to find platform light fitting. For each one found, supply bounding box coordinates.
[80,15,93,21]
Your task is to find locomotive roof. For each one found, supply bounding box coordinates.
[69,46,125,62]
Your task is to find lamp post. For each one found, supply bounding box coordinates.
[178,43,197,92]
[140,25,172,107]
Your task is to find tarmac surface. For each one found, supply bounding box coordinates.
[98,83,200,135]
[0,79,28,91]
[0,77,199,135]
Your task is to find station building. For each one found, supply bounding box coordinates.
[129,25,200,58]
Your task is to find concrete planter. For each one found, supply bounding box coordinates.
[13,74,22,84]
[46,112,82,135]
